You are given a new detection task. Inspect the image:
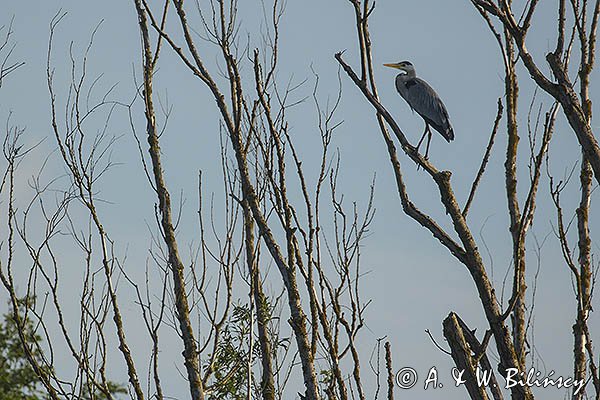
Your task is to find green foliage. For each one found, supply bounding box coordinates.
[0,299,126,400]
[80,381,128,400]
[0,302,45,400]
[318,369,334,387]
[205,297,292,400]
[207,303,256,400]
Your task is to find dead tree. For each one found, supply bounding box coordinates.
[333,1,593,399]
[1,2,378,400]
[132,1,382,399]
[473,2,600,399]
[471,0,600,184]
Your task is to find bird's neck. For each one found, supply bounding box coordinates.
[401,70,416,79]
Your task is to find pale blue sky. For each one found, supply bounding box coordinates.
[1,1,598,399]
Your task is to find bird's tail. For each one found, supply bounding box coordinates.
[444,127,454,142]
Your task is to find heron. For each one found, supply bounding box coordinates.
[383,61,454,159]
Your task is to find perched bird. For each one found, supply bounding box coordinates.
[383,61,454,159]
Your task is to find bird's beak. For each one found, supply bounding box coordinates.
[383,63,402,69]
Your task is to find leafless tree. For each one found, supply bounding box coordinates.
[1,2,379,400]
[2,1,598,400]
[472,0,600,186]
[335,1,598,399]
[0,18,24,89]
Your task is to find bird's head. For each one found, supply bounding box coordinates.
[383,61,415,75]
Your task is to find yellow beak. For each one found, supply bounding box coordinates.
[383,63,401,69]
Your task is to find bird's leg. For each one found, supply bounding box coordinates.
[414,125,430,170]
[415,124,432,160]
[424,127,433,159]
[415,125,429,153]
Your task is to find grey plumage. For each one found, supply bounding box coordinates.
[384,61,454,156]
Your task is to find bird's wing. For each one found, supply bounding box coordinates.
[397,77,454,142]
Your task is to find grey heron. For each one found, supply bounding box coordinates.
[383,61,454,159]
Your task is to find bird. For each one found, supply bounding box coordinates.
[383,61,454,159]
